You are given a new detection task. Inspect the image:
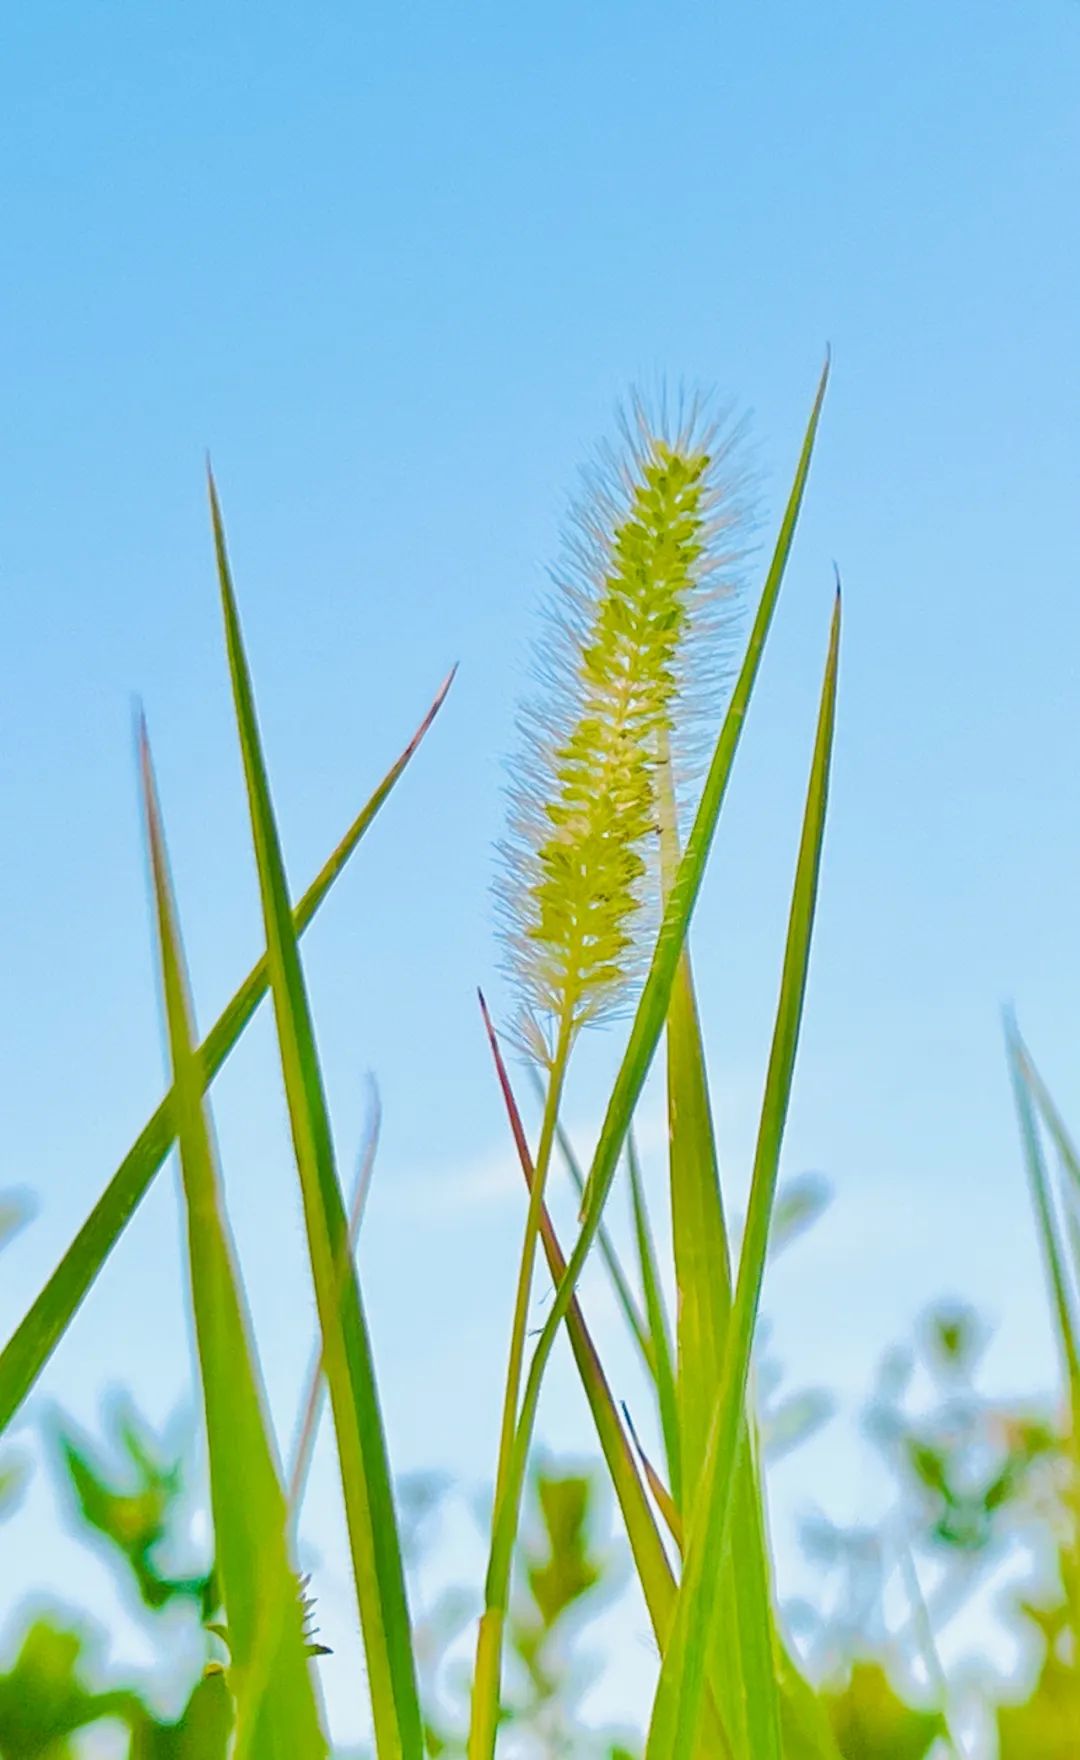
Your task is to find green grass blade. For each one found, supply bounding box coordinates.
[209,472,422,1760]
[1004,1015,1080,1717]
[621,1399,683,1547]
[477,995,678,1645]
[727,1428,784,1760]
[1017,1041,1080,1339]
[646,588,840,1760]
[472,360,829,1755]
[655,734,734,1510]
[1015,1032,1080,1217]
[775,1640,846,1760]
[1005,1017,1080,1430]
[658,768,783,1760]
[665,943,732,1505]
[533,1068,653,1376]
[663,957,786,1759]
[289,1082,381,1515]
[624,1392,826,1760]
[0,670,452,1439]
[626,1129,681,1504]
[139,723,326,1760]
[478,995,736,1758]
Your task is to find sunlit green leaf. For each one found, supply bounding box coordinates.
[140,722,326,1758]
[0,670,452,1441]
[210,475,421,1759]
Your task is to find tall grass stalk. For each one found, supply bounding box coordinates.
[472,402,754,1756]
[472,366,829,1757]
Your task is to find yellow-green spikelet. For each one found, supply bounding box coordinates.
[499,408,748,1042]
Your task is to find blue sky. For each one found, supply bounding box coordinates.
[2,0,1079,1742]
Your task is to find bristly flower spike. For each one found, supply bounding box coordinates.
[497,390,752,1054]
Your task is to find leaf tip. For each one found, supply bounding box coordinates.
[438,661,460,704]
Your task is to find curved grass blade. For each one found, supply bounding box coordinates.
[532,1068,653,1376]
[210,473,422,1759]
[477,995,737,1758]
[1005,1015,1080,1430]
[0,670,453,1438]
[775,1640,846,1760]
[470,358,829,1757]
[626,1129,681,1504]
[624,1390,832,1760]
[621,1399,683,1547]
[139,723,326,1759]
[1015,1042,1080,1376]
[727,1428,784,1760]
[1005,1017,1080,1658]
[655,736,734,1507]
[659,758,782,1760]
[477,994,679,1644]
[289,1081,381,1515]
[646,589,840,1760]
[665,945,731,1498]
[1013,1028,1080,1245]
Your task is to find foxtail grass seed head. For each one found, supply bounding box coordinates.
[498,394,752,1051]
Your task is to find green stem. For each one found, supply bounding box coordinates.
[468,1008,574,1759]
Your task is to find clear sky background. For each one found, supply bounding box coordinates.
[2,0,1079,1745]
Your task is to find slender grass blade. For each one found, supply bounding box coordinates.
[621,1399,683,1547]
[646,588,840,1759]
[139,722,326,1759]
[534,1070,653,1376]
[210,472,422,1759]
[659,771,782,1760]
[289,1081,382,1516]
[0,669,452,1438]
[1005,1016,1080,1428]
[1004,1014,1080,1721]
[626,1129,681,1504]
[477,994,679,1644]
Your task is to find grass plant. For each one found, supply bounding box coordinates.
[0,363,846,1757]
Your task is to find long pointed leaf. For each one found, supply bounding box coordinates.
[626,1130,681,1504]
[655,736,734,1507]
[0,670,452,1437]
[658,751,782,1760]
[533,1070,653,1376]
[210,474,422,1759]
[647,588,840,1759]
[289,1082,382,1515]
[1005,1017,1080,1427]
[477,995,678,1640]
[140,723,326,1758]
